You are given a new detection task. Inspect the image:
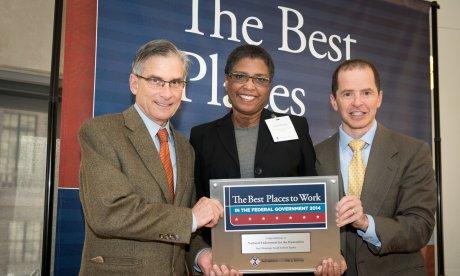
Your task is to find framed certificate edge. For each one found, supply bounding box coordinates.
[210,176,341,273]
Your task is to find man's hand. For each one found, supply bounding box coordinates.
[197,249,242,276]
[314,257,347,275]
[336,195,368,231]
[192,197,224,228]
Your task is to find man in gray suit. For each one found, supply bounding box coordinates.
[78,39,238,275]
[315,59,436,275]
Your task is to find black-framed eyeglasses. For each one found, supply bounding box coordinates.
[226,72,271,87]
[135,74,187,90]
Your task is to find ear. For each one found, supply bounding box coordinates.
[330,94,339,111]
[377,90,383,108]
[129,74,138,95]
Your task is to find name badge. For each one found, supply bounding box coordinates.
[265,116,298,142]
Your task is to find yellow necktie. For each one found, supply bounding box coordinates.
[157,129,174,202]
[348,139,366,198]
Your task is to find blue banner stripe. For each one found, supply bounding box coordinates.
[54,189,84,276]
[93,0,431,146]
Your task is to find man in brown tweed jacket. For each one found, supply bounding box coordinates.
[78,39,239,275]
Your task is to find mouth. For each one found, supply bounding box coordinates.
[154,101,173,108]
[349,111,367,117]
[237,94,256,102]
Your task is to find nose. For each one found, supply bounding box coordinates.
[352,94,363,106]
[159,85,174,99]
[242,77,256,90]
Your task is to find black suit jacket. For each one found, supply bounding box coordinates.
[190,109,317,244]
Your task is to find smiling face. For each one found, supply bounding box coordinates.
[225,57,271,123]
[129,54,185,126]
[330,66,382,138]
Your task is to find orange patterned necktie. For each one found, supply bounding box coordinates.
[348,139,366,198]
[157,129,174,202]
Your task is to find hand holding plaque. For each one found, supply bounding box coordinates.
[314,256,347,276]
[192,197,224,228]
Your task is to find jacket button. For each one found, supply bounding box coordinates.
[90,256,104,263]
[254,166,262,176]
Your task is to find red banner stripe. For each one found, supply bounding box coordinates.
[230,213,325,226]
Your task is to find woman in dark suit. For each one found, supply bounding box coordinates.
[190,44,317,242]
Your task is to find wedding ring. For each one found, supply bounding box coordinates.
[352,208,357,214]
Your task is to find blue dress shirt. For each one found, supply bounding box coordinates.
[338,120,381,247]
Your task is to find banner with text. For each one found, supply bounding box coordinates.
[94,0,431,143]
[225,183,327,231]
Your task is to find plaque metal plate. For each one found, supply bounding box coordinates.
[210,176,341,274]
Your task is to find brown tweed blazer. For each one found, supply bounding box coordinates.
[78,106,206,275]
[315,124,436,276]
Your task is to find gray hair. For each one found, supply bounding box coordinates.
[131,39,190,78]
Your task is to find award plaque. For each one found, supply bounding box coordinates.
[210,176,340,274]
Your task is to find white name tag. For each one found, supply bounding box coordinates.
[265,116,299,142]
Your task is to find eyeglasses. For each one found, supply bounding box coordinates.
[226,72,271,87]
[135,74,187,90]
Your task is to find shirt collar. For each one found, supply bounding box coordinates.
[339,120,377,150]
[134,103,173,138]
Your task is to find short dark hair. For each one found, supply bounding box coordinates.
[224,44,275,79]
[331,59,380,96]
[131,39,190,77]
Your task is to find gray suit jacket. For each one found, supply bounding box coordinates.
[315,124,436,276]
[78,106,206,275]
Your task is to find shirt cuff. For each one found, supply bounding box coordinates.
[194,248,211,273]
[192,213,197,233]
[357,214,381,247]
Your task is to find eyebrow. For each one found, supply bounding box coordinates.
[339,88,374,93]
[143,74,184,81]
[231,71,269,77]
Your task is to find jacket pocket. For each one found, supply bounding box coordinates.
[90,255,142,266]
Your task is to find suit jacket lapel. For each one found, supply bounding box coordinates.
[316,133,346,253]
[216,112,239,167]
[171,127,187,206]
[317,133,343,192]
[254,109,275,163]
[123,106,172,204]
[215,109,278,171]
[361,124,398,215]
